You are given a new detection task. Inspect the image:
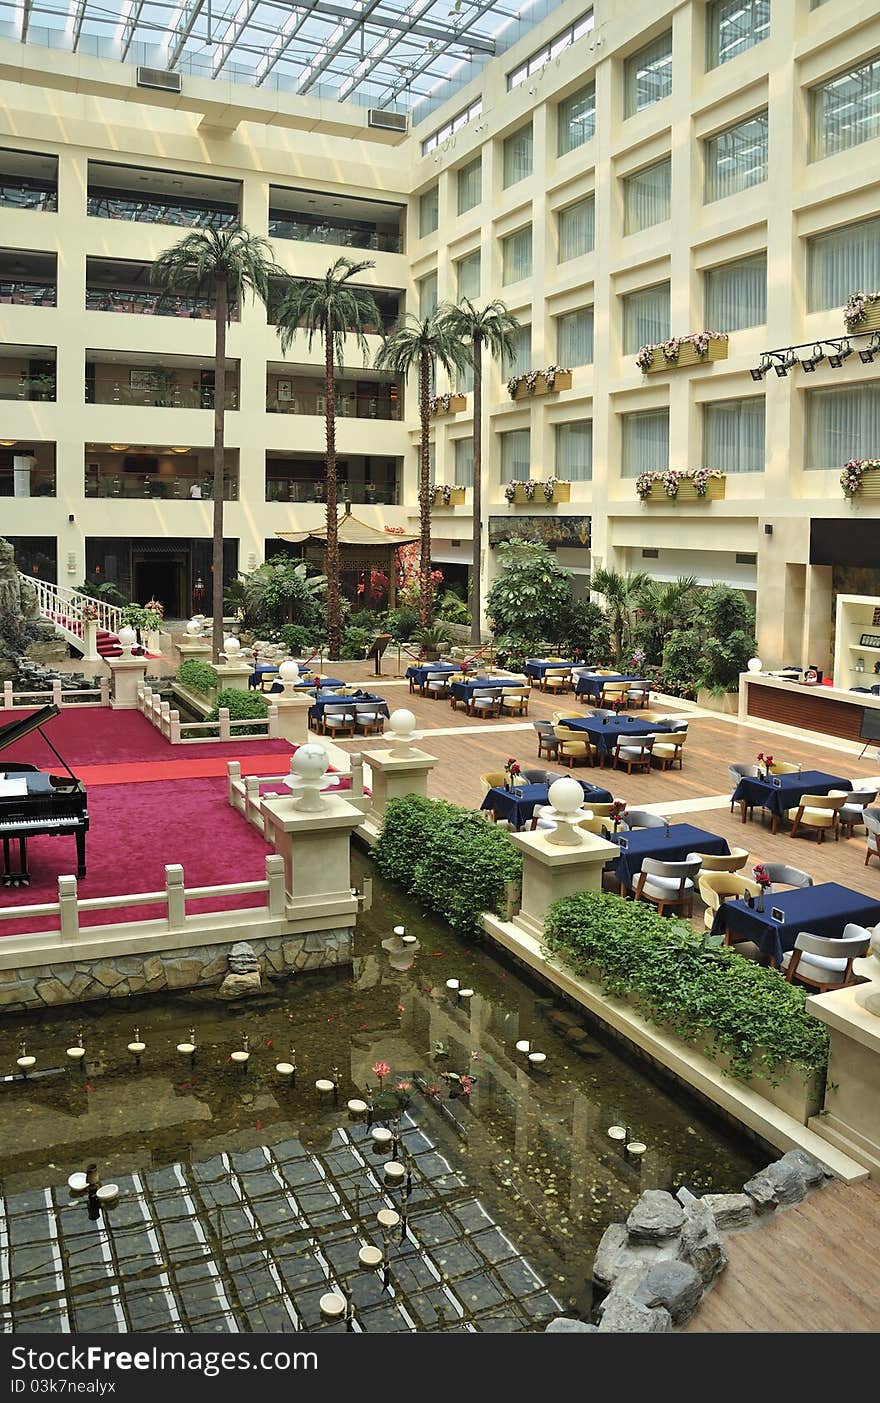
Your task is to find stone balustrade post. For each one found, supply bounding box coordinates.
[227,760,242,807]
[100,676,110,706]
[266,854,286,916]
[361,744,438,826]
[3,681,13,708]
[508,828,620,939]
[271,692,311,745]
[218,707,231,741]
[58,875,80,942]
[51,679,62,706]
[169,709,181,744]
[165,864,186,929]
[107,654,149,710]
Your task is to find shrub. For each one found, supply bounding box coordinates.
[385,606,420,642]
[279,623,320,655]
[487,537,573,646]
[436,591,471,626]
[120,604,163,634]
[205,687,269,735]
[542,891,828,1082]
[348,609,382,632]
[560,599,611,661]
[176,660,218,696]
[697,584,756,693]
[341,626,372,660]
[373,795,522,934]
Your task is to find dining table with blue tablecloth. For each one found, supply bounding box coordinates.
[608,823,730,888]
[449,677,512,708]
[406,662,458,688]
[710,882,880,966]
[255,674,345,695]
[731,769,852,833]
[524,659,576,680]
[480,779,614,828]
[556,713,675,761]
[574,672,650,702]
[308,689,390,723]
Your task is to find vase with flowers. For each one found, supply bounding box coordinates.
[504,757,522,791]
[608,800,627,835]
[752,862,771,913]
[756,751,773,781]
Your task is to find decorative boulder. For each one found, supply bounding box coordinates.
[218,971,262,1000]
[677,1199,728,1285]
[597,1295,672,1333]
[544,1318,597,1333]
[626,1190,685,1243]
[700,1193,755,1232]
[744,1160,805,1211]
[778,1149,827,1189]
[592,1222,681,1291]
[630,1260,704,1325]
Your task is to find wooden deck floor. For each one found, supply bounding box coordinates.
[685,1178,880,1331]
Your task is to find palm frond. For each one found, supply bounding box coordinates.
[274,257,382,367]
[150,225,282,321]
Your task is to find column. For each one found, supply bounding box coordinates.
[13,453,35,497]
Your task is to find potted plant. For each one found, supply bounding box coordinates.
[415,622,452,662]
[429,392,468,417]
[507,365,572,400]
[840,458,880,499]
[636,332,728,374]
[843,292,880,334]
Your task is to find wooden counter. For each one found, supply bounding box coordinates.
[739,672,880,743]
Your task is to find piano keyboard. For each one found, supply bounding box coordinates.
[0,817,85,830]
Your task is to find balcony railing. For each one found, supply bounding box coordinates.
[0,182,57,212]
[267,391,399,419]
[268,213,402,253]
[266,478,398,505]
[85,474,239,500]
[0,282,56,306]
[85,289,237,319]
[87,382,238,409]
[0,468,56,497]
[0,373,56,401]
[88,193,238,229]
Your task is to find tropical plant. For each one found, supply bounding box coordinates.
[340,626,372,659]
[176,660,219,696]
[435,590,471,626]
[636,575,699,659]
[414,622,452,656]
[486,537,573,652]
[590,567,649,664]
[76,577,127,608]
[375,309,470,628]
[120,604,163,635]
[151,227,280,661]
[560,598,611,661]
[698,584,757,692]
[384,605,420,642]
[661,627,702,690]
[445,299,520,645]
[279,623,321,655]
[225,559,326,634]
[275,258,382,659]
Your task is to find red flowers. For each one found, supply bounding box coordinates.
[372,1060,391,1086]
[757,752,774,767]
[752,863,771,888]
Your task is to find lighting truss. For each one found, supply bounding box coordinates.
[750,331,880,380]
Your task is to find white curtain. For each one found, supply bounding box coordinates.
[502,226,533,285]
[807,216,880,311]
[705,113,768,202]
[457,251,481,301]
[558,195,595,262]
[419,271,438,318]
[557,307,594,365]
[455,437,474,487]
[558,81,596,156]
[704,397,765,472]
[507,325,532,377]
[625,32,673,117]
[624,159,671,235]
[805,384,880,469]
[500,428,531,481]
[503,124,533,187]
[458,360,474,394]
[622,408,669,476]
[707,0,770,70]
[426,441,436,487]
[623,283,670,353]
[556,421,592,480]
[419,187,438,237]
[457,157,482,214]
[811,55,880,161]
[705,254,767,329]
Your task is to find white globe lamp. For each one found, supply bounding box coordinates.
[285,742,330,811]
[278,659,300,694]
[223,635,241,658]
[387,707,422,757]
[747,657,763,673]
[185,617,201,637]
[544,777,589,846]
[117,625,137,657]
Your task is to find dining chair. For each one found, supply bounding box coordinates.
[865,808,880,868]
[468,688,502,718]
[781,926,872,993]
[501,686,530,716]
[728,763,760,817]
[652,728,688,770]
[554,725,597,768]
[320,703,355,737]
[543,669,572,695]
[621,810,667,829]
[834,786,879,837]
[353,702,385,735]
[768,761,800,774]
[612,735,654,775]
[763,862,813,890]
[521,768,553,784]
[631,857,701,917]
[423,671,452,699]
[534,721,559,760]
[786,792,847,843]
[601,682,631,708]
[688,847,749,873]
[697,871,762,932]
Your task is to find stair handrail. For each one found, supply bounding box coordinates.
[19,573,124,637]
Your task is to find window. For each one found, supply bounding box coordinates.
[421,98,483,155]
[500,428,531,481]
[556,421,592,481]
[502,226,532,285]
[807,216,880,311]
[805,384,880,469]
[622,283,670,353]
[557,307,594,365]
[706,0,770,70]
[419,187,438,237]
[507,325,532,378]
[454,437,474,487]
[508,11,595,89]
[458,359,474,394]
[558,196,595,262]
[810,53,880,161]
[557,81,596,156]
[704,397,765,472]
[705,254,767,329]
[426,441,436,487]
[419,271,438,318]
[621,408,669,476]
[502,124,533,187]
[456,251,481,301]
[705,112,768,202]
[623,158,671,235]
[457,157,482,215]
[624,32,672,117]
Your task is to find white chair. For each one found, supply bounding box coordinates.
[631,857,701,917]
[469,688,502,718]
[866,808,880,868]
[763,863,813,891]
[621,810,667,830]
[320,703,355,737]
[835,786,879,837]
[423,670,452,699]
[781,925,872,993]
[612,735,654,774]
[729,763,760,817]
[353,702,385,735]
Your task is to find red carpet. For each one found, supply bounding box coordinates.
[76,753,298,787]
[1,708,294,768]
[1,777,275,936]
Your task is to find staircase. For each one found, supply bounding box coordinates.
[19,573,125,664]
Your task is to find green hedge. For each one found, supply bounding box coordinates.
[176,660,218,696]
[373,795,522,934]
[542,891,828,1082]
[205,687,269,735]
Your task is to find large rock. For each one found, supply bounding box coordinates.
[218,970,262,1000]
[626,1190,685,1244]
[544,1317,597,1333]
[592,1222,681,1291]
[744,1160,805,1211]
[700,1193,755,1232]
[629,1260,704,1325]
[597,1295,672,1333]
[228,941,260,974]
[778,1149,827,1189]
[678,1200,728,1286]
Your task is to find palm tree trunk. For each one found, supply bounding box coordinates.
[469,330,482,648]
[211,275,227,663]
[418,351,432,629]
[324,331,341,660]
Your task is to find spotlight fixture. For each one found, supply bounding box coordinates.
[837,340,854,364]
[827,340,852,369]
[801,345,825,373]
[773,352,797,378]
[858,334,880,365]
[749,356,770,382]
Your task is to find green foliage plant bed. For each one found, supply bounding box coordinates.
[373,795,522,934]
[203,687,269,736]
[176,660,219,697]
[542,892,828,1118]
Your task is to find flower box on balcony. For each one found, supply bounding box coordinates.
[430,485,467,507]
[508,367,572,401]
[637,334,728,374]
[430,393,467,418]
[505,479,571,505]
[843,293,880,334]
[840,459,880,499]
[636,470,726,502]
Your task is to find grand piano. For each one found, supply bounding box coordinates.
[0,703,89,886]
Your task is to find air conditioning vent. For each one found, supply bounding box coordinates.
[641,548,659,559]
[137,67,182,94]
[368,109,408,133]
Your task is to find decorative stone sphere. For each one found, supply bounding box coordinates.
[117,625,137,654]
[747,657,763,673]
[185,617,202,637]
[548,776,585,815]
[278,659,300,688]
[389,708,416,738]
[223,635,241,656]
[290,743,329,784]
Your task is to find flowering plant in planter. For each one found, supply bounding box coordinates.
[433,483,453,506]
[80,602,100,622]
[506,365,570,399]
[840,458,880,497]
[634,468,724,499]
[662,470,683,498]
[429,392,456,415]
[635,331,727,373]
[504,479,537,502]
[843,292,880,331]
[542,476,562,501]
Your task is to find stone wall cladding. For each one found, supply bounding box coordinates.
[0,929,352,1013]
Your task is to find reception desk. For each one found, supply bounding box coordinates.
[739,672,880,743]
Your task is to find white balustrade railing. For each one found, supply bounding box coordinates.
[19,572,116,662]
[226,756,368,836]
[138,683,280,744]
[1,678,110,709]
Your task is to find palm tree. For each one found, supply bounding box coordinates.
[151,227,279,661]
[591,567,649,664]
[445,299,520,646]
[637,575,698,657]
[375,309,470,629]
[274,258,381,659]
